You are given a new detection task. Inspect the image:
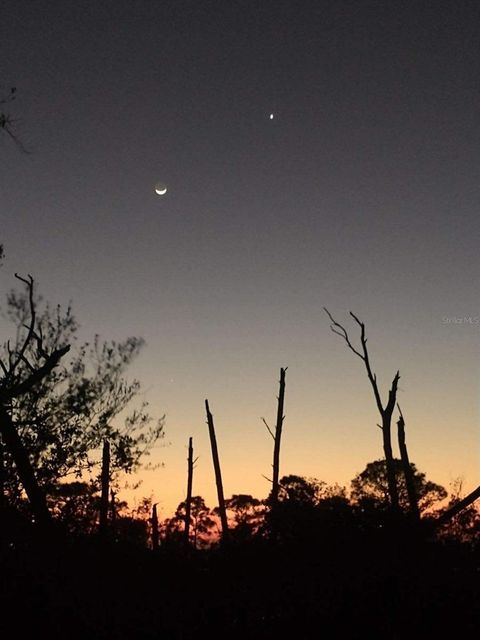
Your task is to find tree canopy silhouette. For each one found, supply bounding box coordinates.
[165,496,216,548]
[1,279,165,512]
[351,458,447,514]
[224,494,264,541]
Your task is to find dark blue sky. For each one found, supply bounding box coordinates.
[1,1,479,513]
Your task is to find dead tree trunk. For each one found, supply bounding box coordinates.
[397,405,420,520]
[184,436,194,546]
[263,368,287,505]
[110,489,117,536]
[0,404,51,527]
[151,503,159,550]
[434,485,480,528]
[99,440,110,536]
[205,400,229,542]
[324,308,400,512]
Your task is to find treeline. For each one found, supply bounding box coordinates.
[0,274,479,547]
[1,272,480,638]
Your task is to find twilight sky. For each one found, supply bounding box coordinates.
[1,0,479,517]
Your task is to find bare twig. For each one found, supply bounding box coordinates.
[262,417,275,440]
[8,274,36,378]
[323,307,364,359]
[0,357,8,377]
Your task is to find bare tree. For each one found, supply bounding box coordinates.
[205,400,229,542]
[184,436,198,546]
[262,367,287,505]
[396,405,420,520]
[0,274,70,527]
[151,503,159,550]
[324,309,400,512]
[99,440,110,536]
[110,489,117,536]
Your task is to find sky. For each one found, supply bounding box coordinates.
[1,0,479,518]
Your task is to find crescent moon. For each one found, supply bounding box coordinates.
[155,186,167,195]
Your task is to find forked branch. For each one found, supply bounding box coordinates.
[0,274,70,401]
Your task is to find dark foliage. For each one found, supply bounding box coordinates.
[351,458,447,514]
[1,285,165,508]
[1,514,479,639]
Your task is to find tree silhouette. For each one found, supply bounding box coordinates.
[99,440,110,537]
[1,285,165,509]
[277,474,324,505]
[166,496,216,549]
[324,308,401,512]
[224,494,264,541]
[0,274,70,526]
[151,503,159,550]
[396,406,420,519]
[351,459,447,515]
[205,400,229,543]
[435,479,480,544]
[262,367,287,505]
[184,436,196,546]
[47,480,99,534]
[265,475,325,543]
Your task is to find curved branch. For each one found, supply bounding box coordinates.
[324,307,364,360]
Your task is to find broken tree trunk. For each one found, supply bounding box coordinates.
[271,367,287,505]
[205,400,229,542]
[396,406,420,521]
[151,503,159,550]
[99,440,110,536]
[184,436,194,546]
[110,489,117,536]
[381,390,400,514]
[434,485,480,528]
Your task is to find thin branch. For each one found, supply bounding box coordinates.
[0,357,8,377]
[349,311,365,332]
[9,274,36,377]
[3,344,70,400]
[7,341,14,368]
[352,311,385,415]
[19,355,36,373]
[261,417,275,440]
[33,325,48,359]
[397,403,404,420]
[323,308,364,360]
[324,307,385,414]
[1,87,31,155]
